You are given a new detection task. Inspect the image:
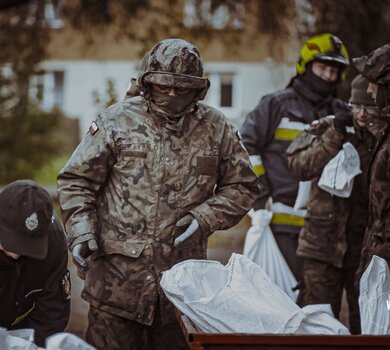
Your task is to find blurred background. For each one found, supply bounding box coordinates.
[1,0,390,338]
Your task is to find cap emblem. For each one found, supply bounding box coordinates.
[25,213,38,231]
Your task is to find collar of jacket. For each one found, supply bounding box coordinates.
[292,76,334,106]
[365,117,390,140]
[0,251,21,271]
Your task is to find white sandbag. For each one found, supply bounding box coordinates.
[283,304,349,334]
[161,253,349,335]
[243,209,298,301]
[46,333,96,350]
[359,255,390,334]
[294,181,311,210]
[0,328,41,350]
[318,142,361,198]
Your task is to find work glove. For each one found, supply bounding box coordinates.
[333,110,353,134]
[72,238,98,270]
[174,214,201,249]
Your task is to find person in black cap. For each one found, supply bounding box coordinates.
[0,179,70,346]
[353,44,390,279]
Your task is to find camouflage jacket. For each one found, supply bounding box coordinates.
[57,96,258,325]
[366,118,390,243]
[287,119,375,268]
[240,77,347,235]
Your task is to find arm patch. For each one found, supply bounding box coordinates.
[89,121,99,135]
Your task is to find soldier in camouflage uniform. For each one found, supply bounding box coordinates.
[57,38,258,350]
[353,44,390,281]
[286,74,378,334]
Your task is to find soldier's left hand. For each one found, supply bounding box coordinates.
[174,214,201,249]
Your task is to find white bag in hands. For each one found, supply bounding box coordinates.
[243,209,298,301]
[318,142,361,198]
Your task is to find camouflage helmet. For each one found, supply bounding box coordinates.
[139,38,210,100]
[296,33,350,80]
[353,44,390,84]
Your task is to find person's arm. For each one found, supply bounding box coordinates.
[286,119,345,181]
[240,95,280,208]
[57,114,116,250]
[25,217,70,346]
[189,122,259,235]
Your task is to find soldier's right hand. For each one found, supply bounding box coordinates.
[72,239,98,269]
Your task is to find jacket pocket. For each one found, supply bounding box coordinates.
[304,212,337,244]
[99,238,146,259]
[12,289,42,326]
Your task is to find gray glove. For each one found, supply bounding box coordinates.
[72,238,98,270]
[174,214,201,249]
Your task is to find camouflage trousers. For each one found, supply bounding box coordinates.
[86,305,189,350]
[297,258,361,334]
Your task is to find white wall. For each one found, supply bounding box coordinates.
[41,59,294,134]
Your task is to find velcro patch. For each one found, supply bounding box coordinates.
[89,121,99,135]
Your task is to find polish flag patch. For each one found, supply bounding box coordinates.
[89,121,99,135]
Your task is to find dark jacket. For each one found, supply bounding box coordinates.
[0,214,70,346]
[358,117,390,274]
[240,77,347,235]
[287,119,375,268]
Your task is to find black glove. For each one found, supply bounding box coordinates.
[333,110,353,133]
[72,238,98,270]
[174,214,201,250]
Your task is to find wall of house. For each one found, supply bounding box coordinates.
[41,59,294,134]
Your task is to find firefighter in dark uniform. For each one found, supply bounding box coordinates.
[240,33,350,282]
[0,180,70,347]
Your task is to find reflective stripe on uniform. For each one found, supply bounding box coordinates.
[270,202,306,227]
[274,117,308,141]
[11,302,35,326]
[271,213,305,226]
[249,154,265,176]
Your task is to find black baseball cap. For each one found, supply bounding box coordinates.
[0,180,53,259]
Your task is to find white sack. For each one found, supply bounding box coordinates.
[0,328,41,350]
[161,253,349,335]
[359,255,390,335]
[318,142,361,198]
[243,209,298,301]
[46,333,96,350]
[294,181,312,210]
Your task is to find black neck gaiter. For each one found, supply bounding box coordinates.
[300,67,338,98]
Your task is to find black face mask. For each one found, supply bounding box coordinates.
[150,90,198,118]
[301,65,339,98]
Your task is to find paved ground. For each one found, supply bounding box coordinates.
[65,215,350,338]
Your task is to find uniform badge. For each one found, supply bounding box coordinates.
[62,270,71,300]
[89,121,99,135]
[25,213,38,231]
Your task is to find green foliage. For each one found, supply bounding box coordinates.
[0,104,65,184]
[0,2,66,185]
[34,155,69,186]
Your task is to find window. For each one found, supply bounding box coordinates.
[11,0,64,28]
[44,0,64,29]
[183,0,245,30]
[204,71,239,120]
[220,74,233,107]
[31,71,65,111]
